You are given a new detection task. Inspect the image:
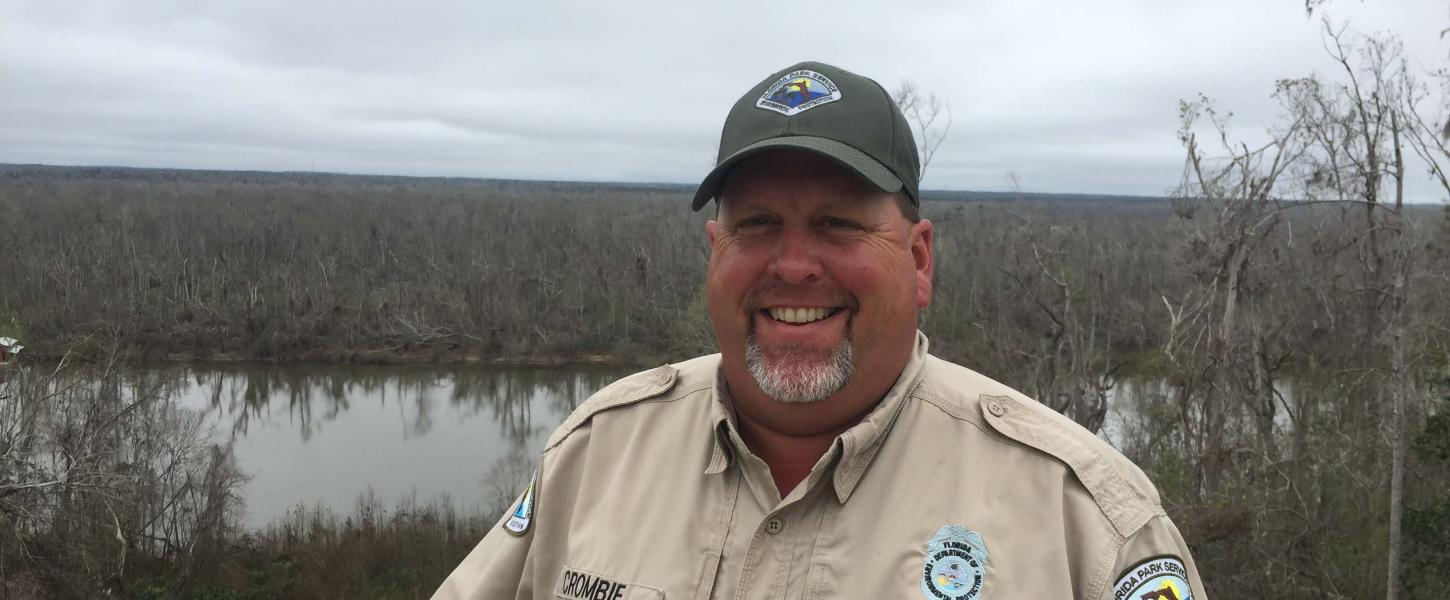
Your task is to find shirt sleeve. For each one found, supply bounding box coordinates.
[1098,514,1208,600]
[431,469,541,600]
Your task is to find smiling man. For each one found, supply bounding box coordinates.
[434,62,1207,600]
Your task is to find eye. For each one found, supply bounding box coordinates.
[732,215,773,231]
[819,216,862,230]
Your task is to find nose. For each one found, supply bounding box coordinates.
[767,227,822,285]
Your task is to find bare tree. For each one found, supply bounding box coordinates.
[1175,21,1443,600]
[894,81,953,178]
[1170,91,1307,498]
[1288,28,1419,600]
[0,350,247,597]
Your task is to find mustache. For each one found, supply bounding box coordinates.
[742,281,857,312]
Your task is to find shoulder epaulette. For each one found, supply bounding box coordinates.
[978,392,1162,538]
[544,364,680,452]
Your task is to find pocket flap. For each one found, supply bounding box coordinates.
[554,566,664,600]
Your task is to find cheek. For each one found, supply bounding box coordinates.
[705,251,757,317]
[709,243,768,285]
[834,251,917,300]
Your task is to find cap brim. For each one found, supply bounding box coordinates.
[690,136,905,211]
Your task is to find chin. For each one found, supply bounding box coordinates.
[744,335,854,404]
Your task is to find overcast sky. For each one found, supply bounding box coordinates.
[3,0,1448,199]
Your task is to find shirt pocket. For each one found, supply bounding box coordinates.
[553,565,665,600]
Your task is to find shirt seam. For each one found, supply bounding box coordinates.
[912,389,985,427]
[835,372,925,500]
[542,383,716,457]
[732,528,767,600]
[772,517,793,600]
[544,381,713,452]
[1089,518,1136,600]
[1090,510,1171,600]
[791,487,830,600]
[996,395,1157,535]
[695,471,741,600]
[804,492,840,600]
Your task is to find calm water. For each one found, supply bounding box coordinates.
[15,362,1258,530]
[160,363,629,528]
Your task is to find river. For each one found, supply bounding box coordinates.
[157,363,631,528]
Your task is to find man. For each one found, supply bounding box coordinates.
[434,61,1206,600]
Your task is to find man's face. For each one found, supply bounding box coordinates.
[705,150,933,405]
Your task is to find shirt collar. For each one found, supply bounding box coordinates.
[704,331,931,503]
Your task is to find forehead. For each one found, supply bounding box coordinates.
[718,149,880,210]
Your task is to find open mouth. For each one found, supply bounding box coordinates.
[762,307,844,325]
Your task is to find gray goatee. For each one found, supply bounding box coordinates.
[744,330,854,404]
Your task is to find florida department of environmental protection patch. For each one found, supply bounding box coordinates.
[1111,556,1192,600]
[755,69,842,116]
[920,525,989,600]
[502,469,537,536]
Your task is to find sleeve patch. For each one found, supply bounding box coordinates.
[1112,555,1192,600]
[502,468,537,536]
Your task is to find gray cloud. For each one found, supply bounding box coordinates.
[2,0,1447,199]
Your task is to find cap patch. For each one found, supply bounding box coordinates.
[1111,556,1192,600]
[755,69,841,116]
[502,468,537,536]
[920,525,988,600]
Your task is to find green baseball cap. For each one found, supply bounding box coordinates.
[691,61,921,211]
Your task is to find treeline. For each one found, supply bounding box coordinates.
[0,170,714,364]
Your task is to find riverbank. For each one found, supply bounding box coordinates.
[9,338,654,368]
[157,347,633,366]
[5,493,498,600]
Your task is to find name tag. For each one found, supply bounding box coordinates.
[554,567,663,600]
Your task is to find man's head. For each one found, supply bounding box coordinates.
[694,62,932,412]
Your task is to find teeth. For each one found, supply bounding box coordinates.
[767,307,834,324]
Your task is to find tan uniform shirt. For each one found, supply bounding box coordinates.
[434,333,1207,600]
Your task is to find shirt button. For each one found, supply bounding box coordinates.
[765,518,784,535]
[988,401,1007,417]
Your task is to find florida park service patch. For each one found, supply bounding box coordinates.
[1112,556,1192,600]
[920,525,988,600]
[755,69,842,116]
[502,469,537,536]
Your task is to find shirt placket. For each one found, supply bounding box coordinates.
[724,432,842,600]
[701,333,930,599]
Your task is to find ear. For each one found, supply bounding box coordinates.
[706,219,721,248]
[911,219,933,308]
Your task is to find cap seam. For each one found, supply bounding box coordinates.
[870,79,899,174]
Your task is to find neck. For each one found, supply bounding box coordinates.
[724,372,887,497]
[733,408,848,497]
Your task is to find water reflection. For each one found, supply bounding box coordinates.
[144,363,628,528]
[174,364,619,441]
[1102,377,1302,455]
